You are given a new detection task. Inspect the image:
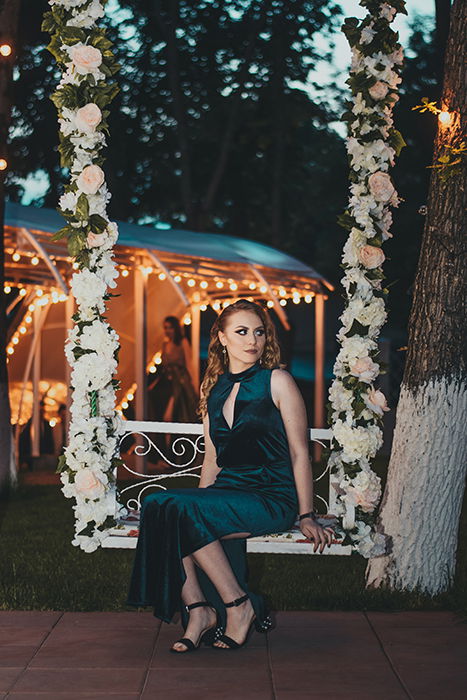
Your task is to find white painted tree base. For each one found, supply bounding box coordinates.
[366,378,467,595]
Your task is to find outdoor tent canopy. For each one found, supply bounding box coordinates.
[4,201,332,459]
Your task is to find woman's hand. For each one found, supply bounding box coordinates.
[299,517,334,553]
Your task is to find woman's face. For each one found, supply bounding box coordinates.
[218,310,266,365]
[164,322,175,340]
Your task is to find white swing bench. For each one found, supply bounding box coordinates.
[102,420,354,555]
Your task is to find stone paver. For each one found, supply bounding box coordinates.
[0,610,465,699]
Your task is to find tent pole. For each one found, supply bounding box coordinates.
[134,262,147,473]
[31,305,41,458]
[191,303,200,390]
[313,294,325,462]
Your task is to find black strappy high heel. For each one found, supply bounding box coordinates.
[213,593,273,650]
[170,601,217,653]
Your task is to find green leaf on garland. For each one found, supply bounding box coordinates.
[76,193,89,220]
[345,319,370,337]
[89,214,108,233]
[51,225,71,242]
[55,454,67,473]
[389,128,407,157]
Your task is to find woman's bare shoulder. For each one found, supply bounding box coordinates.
[271,367,299,403]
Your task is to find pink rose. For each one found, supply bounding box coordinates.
[349,357,379,383]
[391,46,404,65]
[76,164,105,195]
[369,81,389,100]
[75,103,102,133]
[364,388,390,416]
[358,244,385,269]
[368,171,395,202]
[87,232,107,248]
[70,45,102,74]
[74,468,105,499]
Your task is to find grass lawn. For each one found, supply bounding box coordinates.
[1,473,466,615]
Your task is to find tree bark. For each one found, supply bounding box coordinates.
[366,0,466,595]
[434,0,452,87]
[0,0,21,495]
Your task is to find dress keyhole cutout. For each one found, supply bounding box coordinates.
[222,382,240,430]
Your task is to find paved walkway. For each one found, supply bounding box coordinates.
[0,610,466,699]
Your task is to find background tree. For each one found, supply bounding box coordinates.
[0,0,22,495]
[366,0,466,595]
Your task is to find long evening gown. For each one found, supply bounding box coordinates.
[127,360,298,630]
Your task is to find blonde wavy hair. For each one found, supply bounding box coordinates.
[198,299,282,417]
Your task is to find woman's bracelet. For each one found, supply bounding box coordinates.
[299,511,317,521]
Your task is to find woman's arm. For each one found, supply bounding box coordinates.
[271,369,333,552]
[198,410,221,488]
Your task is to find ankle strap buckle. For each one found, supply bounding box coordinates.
[224,593,249,608]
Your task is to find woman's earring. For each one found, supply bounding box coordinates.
[222,345,227,362]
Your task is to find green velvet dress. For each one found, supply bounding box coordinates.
[127,360,298,629]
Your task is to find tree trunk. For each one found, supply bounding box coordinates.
[366,0,466,595]
[0,0,21,495]
[434,0,452,88]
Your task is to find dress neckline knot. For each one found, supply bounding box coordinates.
[226,359,261,382]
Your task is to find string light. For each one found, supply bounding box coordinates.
[200,304,207,311]
[278,287,286,297]
[31,256,39,266]
[187,279,196,287]
[229,283,237,291]
[183,314,192,325]
[174,275,182,283]
[259,285,267,293]
[279,299,287,307]
[215,281,223,289]
[0,44,12,57]
[212,301,221,311]
[72,262,79,270]
[267,300,274,308]
[200,281,208,289]
[158,272,166,280]
[149,365,157,373]
[12,252,20,262]
[0,158,7,171]
[7,347,14,355]
[121,268,129,277]
[438,110,453,126]
[248,282,256,290]
[304,294,313,303]
[4,285,11,293]
[19,288,27,296]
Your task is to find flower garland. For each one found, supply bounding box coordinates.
[326,0,406,558]
[42,0,123,552]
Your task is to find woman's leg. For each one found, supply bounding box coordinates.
[171,553,217,652]
[190,537,255,649]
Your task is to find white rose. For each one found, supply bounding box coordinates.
[74,467,106,499]
[75,103,102,133]
[368,171,395,202]
[363,388,390,416]
[349,357,379,383]
[70,44,102,75]
[76,164,105,195]
[59,191,78,212]
[360,26,375,45]
[358,244,385,269]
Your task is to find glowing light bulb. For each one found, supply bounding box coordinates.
[59,294,67,302]
[19,326,27,334]
[4,285,11,293]
[155,356,162,365]
[200,281,208,289]
[0,44,12,57]
[149,365,157,373]
[212,301,221,311]
[229,283,238,291]
[19,288,27,296]
[31,256,39,266]
[305,294,313,303]
[249,282,256,290]
[127,393,134,401]
[121,268,129,277]
[187,279,196,287]
[267,300,274,308]
[28,304,35,312]
[215,281,224,289]
[183,315,192,325]
[260,285,267,293]
[12,337,19,345]
[200,304,207,311]
[49,419,57,427]
[174,275,182,283]
[7,347,14,355]
[438,110,452,126]
[25,315,32,323]
[121,401,129,409]
[0,158,7,171]
[12,252,20,262]
[279,299,287,306]
[158,272,166,280]
[279,288,286,297]
[72,262,79,270]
